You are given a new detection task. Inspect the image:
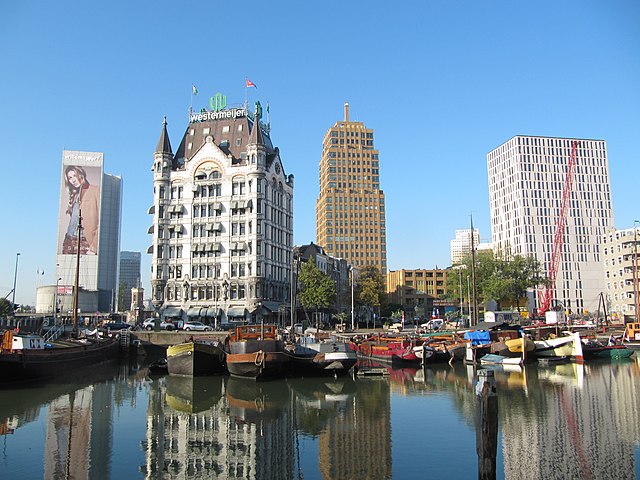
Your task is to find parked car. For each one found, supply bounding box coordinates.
[142,319,176,331]
[182,321,212,332]
[421,319,444,331]
[102,322,133,332]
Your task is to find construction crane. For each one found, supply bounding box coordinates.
[537,140,580,317]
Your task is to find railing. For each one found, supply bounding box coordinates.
[43,324,65,343]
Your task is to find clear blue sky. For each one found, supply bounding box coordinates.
[1,1,639,306]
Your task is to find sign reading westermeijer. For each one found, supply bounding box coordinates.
[190,92,247,123]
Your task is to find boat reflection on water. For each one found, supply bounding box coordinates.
[287,376,357,409]
[225,377,290,423]
[165,375,225,414]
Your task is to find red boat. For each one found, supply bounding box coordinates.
[351,336,426,366]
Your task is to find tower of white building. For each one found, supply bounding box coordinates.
[487,136,613,313]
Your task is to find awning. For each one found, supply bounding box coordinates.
[206,243,214,252]
[146,245,154,254]
[227,307,247,318]
[147,205,155,214]
[230,200,239,209]
[213,202,222,210]
[204,307,222,318]
[261,301,281,312]
[244,199,253,209]
[187,307,203,317]
[163,306,183,317]
[147,225,154,234]
[236,242,247,251]
[211,243,222,252]
[167,224,176,231]
[212,222,222,231]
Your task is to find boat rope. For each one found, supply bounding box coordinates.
[254,350,265,366]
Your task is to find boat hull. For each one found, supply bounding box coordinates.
[287,351,357,377]
[0,338,119,383]
[167,341,226,376]
[226,351,289,380]
[534,332,583,361]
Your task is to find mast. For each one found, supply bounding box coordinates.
[470,215,478,326]
[72,212,82,338]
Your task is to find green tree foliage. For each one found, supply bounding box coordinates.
[0,298,12,316]
[117,281,128,312]
[298,260,336,314]
[356,265,386,310]
[447,251,544,308]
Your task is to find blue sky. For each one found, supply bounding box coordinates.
[1,1,639,306]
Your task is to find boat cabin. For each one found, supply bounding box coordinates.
[231,324,278,342]
[1,331,45,353]
[623,322,640,342]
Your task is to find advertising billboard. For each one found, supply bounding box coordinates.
[57,151,103,256]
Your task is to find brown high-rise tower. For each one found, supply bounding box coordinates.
[316,104,387,272]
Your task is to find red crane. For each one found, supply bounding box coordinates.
[537,140,580,315]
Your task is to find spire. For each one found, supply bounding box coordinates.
[155,116,172,155]
[344,102,350,122]
[249,101,264,146]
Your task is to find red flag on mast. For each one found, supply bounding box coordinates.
[246,78,257,88]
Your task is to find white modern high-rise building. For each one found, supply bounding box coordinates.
[450,229,480,265]
[487,136,614,313]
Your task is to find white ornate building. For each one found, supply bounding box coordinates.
[149,101,294,326]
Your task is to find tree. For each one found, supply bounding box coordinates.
[117,281,128,313]
[0,298,12,316]
[297,260,335,329]
[447,251,544,309]
[356,265,386,324]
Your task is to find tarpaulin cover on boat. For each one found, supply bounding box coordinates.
[464,330,491,346]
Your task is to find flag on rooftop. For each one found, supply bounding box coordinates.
[246,78,257,88]
[192,84,198,95]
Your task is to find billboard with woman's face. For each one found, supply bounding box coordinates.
[57,151,103,255]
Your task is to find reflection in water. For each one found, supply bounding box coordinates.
[0,358,639,479]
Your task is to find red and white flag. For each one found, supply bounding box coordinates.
[246,78,257,88]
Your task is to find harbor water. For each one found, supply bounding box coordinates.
[1,357,639,479]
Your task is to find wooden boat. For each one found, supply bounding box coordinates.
[225,324,289,380]
[351,336,423,366]
[0,214,120,384]
[479,353,523,366]
[148,358,168,375]
[533,331,584,362]
[1,330,119,383]
[166,340,226,376]
[284,334,357,377]
[581,340,634,360]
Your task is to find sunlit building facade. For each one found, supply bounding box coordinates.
[149,100,294,325]
[316,103,387,272]
[487,136,613,313]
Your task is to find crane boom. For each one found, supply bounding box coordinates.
[538,140,580,315]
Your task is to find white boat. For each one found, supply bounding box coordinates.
[479,353,523,366]
[533,331,584,362]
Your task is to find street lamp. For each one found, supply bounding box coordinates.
[634,220,639,322]
[12,252,20,312]
[350,265,355,331]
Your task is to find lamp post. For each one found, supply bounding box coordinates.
[350,266,355,331]
[634,220,639,322]
[12,252,20,312]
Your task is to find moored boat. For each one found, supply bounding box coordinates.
[351,336,423,366]
[225,324,289,380]
[166,340,226,376]
[284,334,357,377]
[533,331,584,362]
[621,322,640,351]
[581,340,634,360]
[1,330,119,384]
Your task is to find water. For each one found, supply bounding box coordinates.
[1,358,639,479]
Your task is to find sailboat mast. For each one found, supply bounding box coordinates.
[72,212,82,338]
[470,215,478,326]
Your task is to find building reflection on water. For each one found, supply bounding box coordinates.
[1,358,639,479]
